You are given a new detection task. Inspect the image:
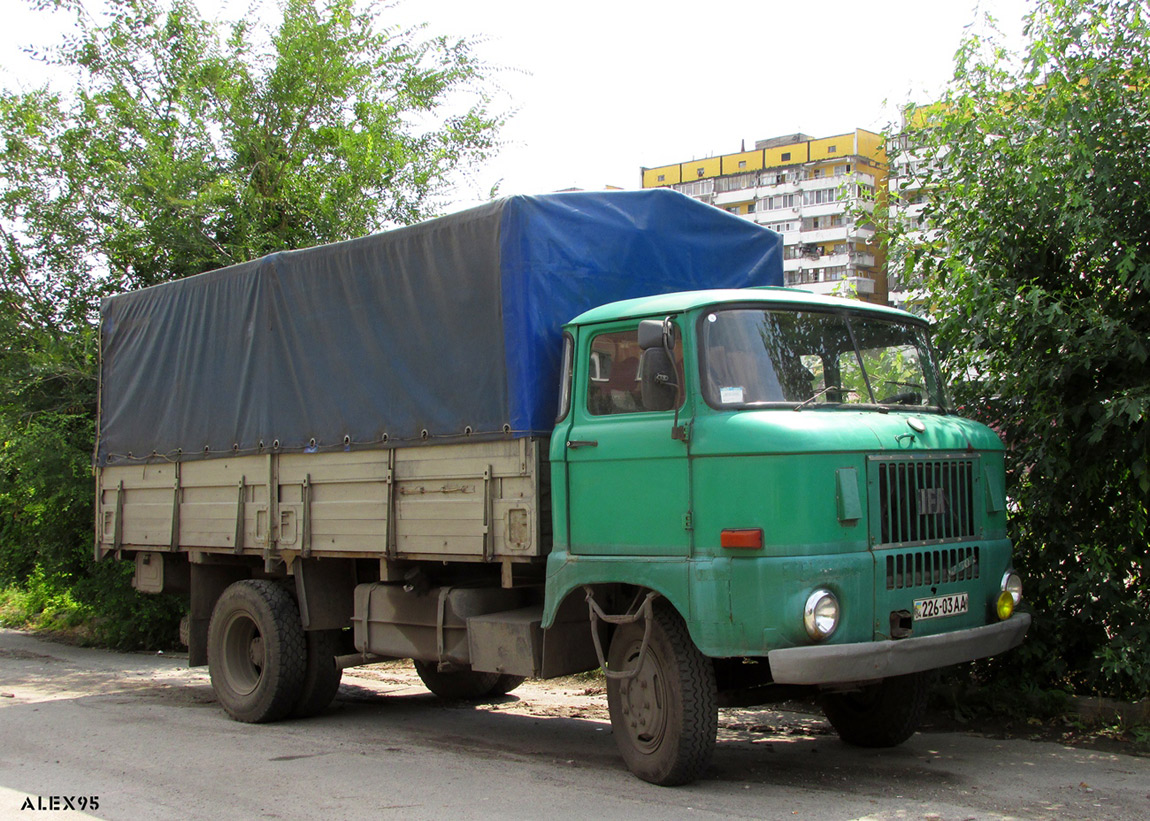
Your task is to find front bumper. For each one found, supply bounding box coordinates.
[767,612,1031,685]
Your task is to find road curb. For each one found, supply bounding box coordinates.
[1070,696,1150,726]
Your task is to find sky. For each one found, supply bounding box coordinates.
[0,0,1033,212]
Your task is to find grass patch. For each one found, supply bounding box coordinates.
[0,568,90,637]
[0,562,184,650]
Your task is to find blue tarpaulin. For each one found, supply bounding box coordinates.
[97,189,783,465]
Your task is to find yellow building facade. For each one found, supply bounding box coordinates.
[642,130,888,304]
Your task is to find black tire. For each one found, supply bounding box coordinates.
[208,580,306,723]
[605,602,717,786]
[821,672,928,748]
[488,673,526,696]
[413,660,506,700]
[291,629,343,718]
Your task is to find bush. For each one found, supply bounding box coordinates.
[72,560,185,651]
[887,0,1149,699]
[0,566,87,632]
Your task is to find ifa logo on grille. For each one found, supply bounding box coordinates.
[918,487,948,515]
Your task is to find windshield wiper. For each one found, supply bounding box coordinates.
[793,387,858,411]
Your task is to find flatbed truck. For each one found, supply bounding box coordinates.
[95,190,1028,785]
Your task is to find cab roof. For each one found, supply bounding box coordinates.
[565,287,923,327]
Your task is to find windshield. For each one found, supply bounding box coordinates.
[700,308,949,411]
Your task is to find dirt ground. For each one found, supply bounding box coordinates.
[3,629,1149,821]
[347,659,1149,759]
[4,628,1145,760]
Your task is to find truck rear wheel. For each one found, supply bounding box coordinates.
[208,580,306,723]
[821,672,928,748]
[292,629,343,718]
[606,603,717,786]
[413,661,517,700]
[488,673,526,696]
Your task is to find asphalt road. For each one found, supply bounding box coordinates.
[0,628,1147,820]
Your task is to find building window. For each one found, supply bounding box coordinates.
[828,145,837,153]
[674,179,714,198]
[657,174,665,182]
[802,188,842,206]
[781,152,791,161]
[738,160,747,169]
[775,173,786,184]
[716,172,757,193]
[747,201,755,213]
[697,167,705,177]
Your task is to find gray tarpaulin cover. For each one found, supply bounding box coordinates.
[96,189,783,466]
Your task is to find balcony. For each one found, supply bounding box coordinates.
[797,171,876,191]
[802,202,850,219]
[782,251,876,272]
[714,189,755,207]
[756,180,801,196]
[797,226,850,243]
[784,277,876,297]
[799,225,876,244]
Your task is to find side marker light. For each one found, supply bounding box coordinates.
[721,528,763,549]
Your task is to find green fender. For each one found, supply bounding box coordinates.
[542,549,691,632]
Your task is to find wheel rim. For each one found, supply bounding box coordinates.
[617,642,669,754]
[220,610,263,697]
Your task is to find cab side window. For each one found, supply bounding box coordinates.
[587,328,683,415]
[588,331,642,415]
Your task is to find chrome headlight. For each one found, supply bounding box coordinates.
[1000,571,1023,605]
[803,589,840,641]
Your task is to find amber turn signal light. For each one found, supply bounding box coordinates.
[720,528,763,549]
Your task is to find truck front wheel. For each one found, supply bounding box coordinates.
[821,672,928,747]
[606,603,717,786]
[208,580,306,723]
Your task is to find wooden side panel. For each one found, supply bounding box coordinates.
[178,459,269,550]
[97,463,177,549]
[280,451,391,554]
[96,439,548,561]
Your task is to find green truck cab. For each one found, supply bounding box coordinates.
[544,287,1028,784]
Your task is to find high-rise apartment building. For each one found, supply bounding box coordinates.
[641,130,888,304]
[885,107,942,311]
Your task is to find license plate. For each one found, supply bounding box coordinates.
[913,592,969,620]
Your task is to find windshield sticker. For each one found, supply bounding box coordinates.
[720,386,744,404]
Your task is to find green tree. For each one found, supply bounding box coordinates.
[887,0,1149,697]
[0,0,505,644]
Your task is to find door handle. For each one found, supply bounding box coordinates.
[566,439,599,449]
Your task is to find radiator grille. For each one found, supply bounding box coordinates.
[886,546,980,590]
[875,456,977,547]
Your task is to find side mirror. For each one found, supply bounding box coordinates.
[638,319,665,351]
[639,348,678,412]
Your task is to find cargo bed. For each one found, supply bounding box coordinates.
[96,439,548,566]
